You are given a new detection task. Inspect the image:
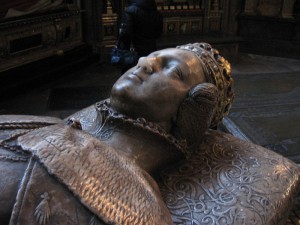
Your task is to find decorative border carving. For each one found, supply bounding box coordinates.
[0,9,82,72]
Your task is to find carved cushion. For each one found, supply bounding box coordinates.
[158,130,300,225]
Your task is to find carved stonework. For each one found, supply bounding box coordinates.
[1,41,300,224]
[159,130,300,225]
[99,0,118,62]
[0,3,82,72]
[101,1,118,47]
[163,17,203,35]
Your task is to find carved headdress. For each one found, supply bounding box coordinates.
[176,43,234,128]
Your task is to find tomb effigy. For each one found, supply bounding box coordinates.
[0,43,299,225]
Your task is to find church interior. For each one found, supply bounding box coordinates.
[0,0,300,223]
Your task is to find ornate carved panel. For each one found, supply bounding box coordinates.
[0,1,83,72]
[158,1,204,36]
[101,2,118,47]
[163,16,204,35]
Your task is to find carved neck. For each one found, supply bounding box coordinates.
[93,100,186,174]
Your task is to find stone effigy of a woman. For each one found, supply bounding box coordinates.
[0,43,299,225]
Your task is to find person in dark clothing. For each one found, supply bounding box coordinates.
[117,0,163,72]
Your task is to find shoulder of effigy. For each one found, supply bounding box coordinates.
[0,114,63,126]
[64,104,98,131]
[0,116,60,162]
[0,115,63,145]
[17,124,173,224]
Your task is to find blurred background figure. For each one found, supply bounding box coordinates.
[117,0,163,73]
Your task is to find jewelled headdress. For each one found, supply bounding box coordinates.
[176,43,235,128]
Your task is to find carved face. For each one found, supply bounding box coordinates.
[110,48,206,130]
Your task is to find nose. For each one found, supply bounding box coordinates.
[137,57,157,74]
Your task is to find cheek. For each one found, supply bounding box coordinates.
[158,80,188,99]
[147,82,188,112]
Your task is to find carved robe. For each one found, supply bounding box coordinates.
[0,115,172,225]
[1,106,300,225]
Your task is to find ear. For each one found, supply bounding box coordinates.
[172,83,218,149]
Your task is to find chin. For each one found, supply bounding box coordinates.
[110,92,135,117]
[110,97,148,120]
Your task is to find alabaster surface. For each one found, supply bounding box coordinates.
[1,42,299,225]
[68,104,300,225]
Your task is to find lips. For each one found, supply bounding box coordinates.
[127,73,143,83]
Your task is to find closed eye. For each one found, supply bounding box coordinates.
[173,67,184,81]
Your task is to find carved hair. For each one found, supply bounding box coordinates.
[172,83,219,153]
[176,43,235,128]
